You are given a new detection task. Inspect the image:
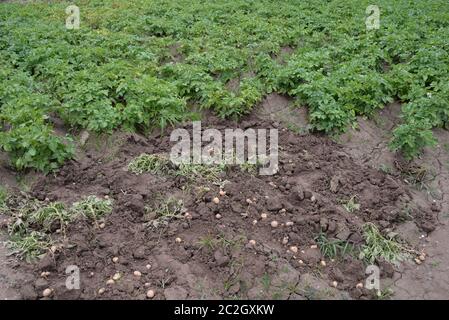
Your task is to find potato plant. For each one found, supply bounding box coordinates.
[1,0,448,171]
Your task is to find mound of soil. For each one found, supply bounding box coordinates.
[2,112,437,300]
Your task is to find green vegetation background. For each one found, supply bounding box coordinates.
[0,0,448,172]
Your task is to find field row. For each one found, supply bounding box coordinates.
[1,0,448,171]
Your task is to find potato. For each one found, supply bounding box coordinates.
[146,290,155,299]
[133,271,142,277]
[289,246,298,253]
[42,288,53,298]
[112,273,121,281]
[213,197,220,204]
[270,220,279,228]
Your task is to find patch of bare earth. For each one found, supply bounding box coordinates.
[0,153,32,300]
[338,103,449,299]
[392,129,449,299]
[0,233,21,300]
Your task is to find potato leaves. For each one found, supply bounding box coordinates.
[1,0,448,171]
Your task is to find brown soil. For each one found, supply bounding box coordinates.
[0,96,440,300]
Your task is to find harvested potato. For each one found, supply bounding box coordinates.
[42,288,53,297]
[112,273,121,281]
[146,290,155,299]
